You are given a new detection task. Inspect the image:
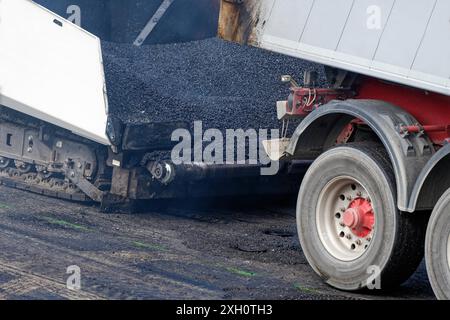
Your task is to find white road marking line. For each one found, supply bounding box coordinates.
[133,0,176,46]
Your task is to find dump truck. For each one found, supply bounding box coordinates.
[218,0,450,299]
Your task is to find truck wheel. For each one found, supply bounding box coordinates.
[425,189,450,300]
[297,143,426,291]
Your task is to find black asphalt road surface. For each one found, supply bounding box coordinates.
[0,185,434,300]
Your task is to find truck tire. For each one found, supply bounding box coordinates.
[425,188,450,300]
[297,143,426,291]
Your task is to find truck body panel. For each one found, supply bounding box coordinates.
[218,1,450,298]
[219,0,450,97]
[0,0,109,145]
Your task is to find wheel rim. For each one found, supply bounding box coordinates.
[316,176,376,261]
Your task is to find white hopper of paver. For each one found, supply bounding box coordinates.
[0,0,109,145]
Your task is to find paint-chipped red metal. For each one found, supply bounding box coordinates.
[343,198,375,238]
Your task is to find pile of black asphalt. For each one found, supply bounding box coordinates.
[102,37,326,131]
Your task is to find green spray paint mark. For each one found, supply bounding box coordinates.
[132,241,167,252]
[225,267,256,277]
[43,217,90,232]
[0,202,11,209]
[293,283,320,294]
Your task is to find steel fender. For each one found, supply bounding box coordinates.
[285,99,434,212]
[408,143,450,211]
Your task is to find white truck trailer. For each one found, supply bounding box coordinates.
[219,0,450,298]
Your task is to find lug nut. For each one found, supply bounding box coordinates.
[346,234,352,240]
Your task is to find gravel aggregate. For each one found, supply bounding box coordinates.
[102,37,327,132]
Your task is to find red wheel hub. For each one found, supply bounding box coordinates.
[342,198,374,238]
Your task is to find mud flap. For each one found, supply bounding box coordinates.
[262,138,290,161]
